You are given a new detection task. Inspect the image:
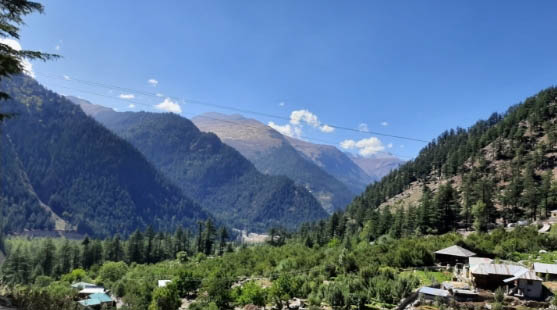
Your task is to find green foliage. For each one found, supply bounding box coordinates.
[0,0,58,105]
[148,283,181,310]
[232,281,267,307]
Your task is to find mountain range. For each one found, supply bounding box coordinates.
[192,113,403,212]
[69,97,328,231]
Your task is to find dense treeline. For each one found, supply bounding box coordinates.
[347,87,557,233]
[83,107,328,231]
[2,225,556,310]
[0,76,210,236]
[0,221,226,286]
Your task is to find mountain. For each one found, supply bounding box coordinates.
[70,99,328,231]
[0,76,209,237]
[192,113,355,213]
[346,87,557,234]
[284,136,375,194]
[347,152,404,182]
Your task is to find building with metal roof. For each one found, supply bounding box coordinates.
[77,293,114,309]
[71,282,97,289]
[470,263,543,299]
[534,262,557,280]
[435,245,476,265]
[418,287,451,301]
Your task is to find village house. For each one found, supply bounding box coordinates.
[533,262,557,281]
[503,269,543,299]
[71,282,115,309]
[470,263,543,299]
[77,293,115,309]
[435,245,476,266]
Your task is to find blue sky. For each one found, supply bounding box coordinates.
[16,0,557,159]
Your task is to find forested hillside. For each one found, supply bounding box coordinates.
[193,113,355,213]
[72,101,328,231]
[0,76,209,236]
[346,87,557,235]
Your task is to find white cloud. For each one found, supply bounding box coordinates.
[387,143,393,148]
[55,44,60,51]
[270,109,334,137]
[128,104,135,108]
[358,123,369,132]
[290,109,320,127]
[119,93,135,99]
[339,137,385,157]
[156,93,164,97]
[155,97,181,114]
[148,79,158,87]
[340,140,356,149]
[279,101,285,107]
[319,124,334,133]
[268,122,302,138]
[63,75,71,80]
[0,38,34,77]
[381,121,389,127]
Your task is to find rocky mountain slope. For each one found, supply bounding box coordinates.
[347,87,557,232]
[347,152,404,182]
[192,113,355,213]
[72,99,328,231]
[0,76,209,236]
[284,136,376,194]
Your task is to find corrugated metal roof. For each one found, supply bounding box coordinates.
[88,293,112,303]
[78,298,101,306]
[435,245,476,257]
[534,262,557,274]
[504,270,542,282]
[470,263,526,276]
[418,287,451,297]
[469,257,493,267]
[71,282,96,289]
[79,287,105,294]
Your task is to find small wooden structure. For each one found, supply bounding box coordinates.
[435,245,476,266]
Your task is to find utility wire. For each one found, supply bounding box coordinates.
[42,81,416,160]
[36,72,430,143]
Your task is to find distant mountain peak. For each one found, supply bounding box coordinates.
[65,96,114,117]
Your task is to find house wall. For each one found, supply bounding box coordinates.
[472,274,510,290]
[517,280,542,299]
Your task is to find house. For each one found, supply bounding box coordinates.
[418,287,451,302]
[158,280,171,287]
[78,292,115,309]
[470,263,527,290]
[503,270,543,299]
[77,287,106,299]
[471,263,543,299]
[435,245,476,266]
[534,262,557,281]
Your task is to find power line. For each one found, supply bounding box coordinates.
[36,72,430,143]
[45,81,415,160]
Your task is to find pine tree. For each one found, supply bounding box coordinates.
[127,230,144,264]
[522,162,540,220]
